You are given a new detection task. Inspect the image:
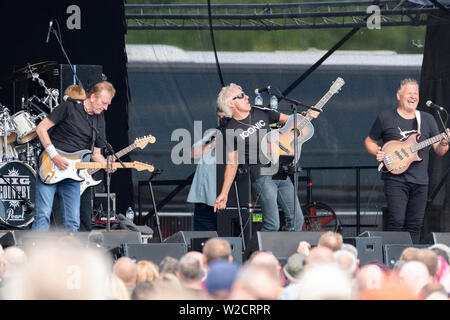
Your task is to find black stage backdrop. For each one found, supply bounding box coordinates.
[0,0,132,214]
[419,12,450,234]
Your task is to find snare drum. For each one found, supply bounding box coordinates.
[12,111,37,144]
[0,161,35,228]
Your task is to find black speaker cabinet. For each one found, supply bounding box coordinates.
[163,231,218,251]
[383,244,428,269]
[421,233,450,246]
[256,231,325,265]
[122,243,187,264]
[191,236,243,264]
[359,231,412,245]
[344,236,383,267]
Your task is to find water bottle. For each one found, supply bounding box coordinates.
[255,93,263,106]
[125,207,134,222]
[270,95,278,110]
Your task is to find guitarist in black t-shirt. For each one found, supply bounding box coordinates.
[214,83,320,232]
[32,81,117,232]
[364,78,450,243]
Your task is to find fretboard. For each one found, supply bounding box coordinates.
[411,133,443,152]
[87,144,136,174]
[297,90,335,131]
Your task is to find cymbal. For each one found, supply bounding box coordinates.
[7,61,57,82]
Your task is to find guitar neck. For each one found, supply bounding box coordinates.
[411,133,444,152]
[297,90,334,131]
[77,162,137,170]
[87,144,136,174]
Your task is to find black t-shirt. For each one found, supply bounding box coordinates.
[369,108,440,184]
[222,107,280,180]
[47,100,106,153]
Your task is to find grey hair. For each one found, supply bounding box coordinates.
[397,78,418,94]
[217,83,242,118]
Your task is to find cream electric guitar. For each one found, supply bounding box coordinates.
[261,77,345,163]
[39,149,155,185]
[78,135,155,195]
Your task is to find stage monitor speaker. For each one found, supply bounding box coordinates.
[101,231,142,250]
[359,231,412,245]
[256,231,325,265]
[191,237,243,264]
[383,244,429,269]
[122,243,187,264]
[421,233,450,246]
[344,237,383,267]
[0,231,18,249]
[163,231,218,251]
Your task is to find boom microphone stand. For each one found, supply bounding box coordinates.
[148,169,163,242]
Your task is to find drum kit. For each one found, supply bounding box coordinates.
[0,62,59,228]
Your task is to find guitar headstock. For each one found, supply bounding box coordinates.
[133,161,155,173]
[329,77,345,94]
[134,135,156,149]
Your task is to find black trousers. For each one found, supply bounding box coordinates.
[383,179,428,244]
[193,203,217,231]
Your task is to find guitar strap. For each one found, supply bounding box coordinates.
[415,110,421,135]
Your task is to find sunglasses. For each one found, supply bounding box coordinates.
[232,92,245,100]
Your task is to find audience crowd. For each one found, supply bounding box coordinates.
[0,232,449,300]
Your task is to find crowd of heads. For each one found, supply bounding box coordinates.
[0,231,449,300]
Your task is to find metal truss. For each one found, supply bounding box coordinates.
[125,0,450,31]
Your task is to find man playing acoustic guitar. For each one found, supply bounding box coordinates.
[33,81,117,232]
[214,83,320,232]
[364,78,449,243]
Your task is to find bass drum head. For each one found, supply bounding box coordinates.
[0,161,35,228]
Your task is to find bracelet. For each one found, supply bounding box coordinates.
[45,144,58,159]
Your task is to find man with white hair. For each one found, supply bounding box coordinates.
[399,261,433,297]
[214,83,320,232]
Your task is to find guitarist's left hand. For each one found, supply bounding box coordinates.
[307,108,321,119]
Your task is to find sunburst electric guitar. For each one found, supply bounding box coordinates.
[261,77,345,163]
[39,149,155,185]
[78,135,155,195]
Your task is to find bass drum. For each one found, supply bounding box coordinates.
[0,161,35,228]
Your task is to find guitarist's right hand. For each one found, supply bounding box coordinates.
[376,147,385,162]
[52,154,69,170]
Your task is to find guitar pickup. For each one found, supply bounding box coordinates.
[401,148,409,158]
[394,150,403,160]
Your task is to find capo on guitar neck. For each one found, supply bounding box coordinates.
[310,107,323,113]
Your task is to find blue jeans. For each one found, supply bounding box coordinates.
[252,176,303,231]
[32,178,81,232]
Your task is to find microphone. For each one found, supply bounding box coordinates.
[45,19,53,43]
[426,100,445,111]
[254,85,272,94]
[63,95,82,104]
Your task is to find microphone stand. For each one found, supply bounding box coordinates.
[47,20,84,91]
[277,94,309,232]
[104,142,127,232]
[147,169,163,242]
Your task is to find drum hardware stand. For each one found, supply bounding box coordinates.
[27,64,59,112]
[147,169,163,242]
[0,107,14,162]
